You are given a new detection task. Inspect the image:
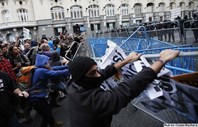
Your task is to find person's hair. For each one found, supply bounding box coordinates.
[8,45,17,57]
[53,38,60,45]
[8,45,15,53]
[50,51,60,62]
[40,43,50,51]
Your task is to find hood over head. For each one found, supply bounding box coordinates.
[68,56,97,83]
[35,54,50,67]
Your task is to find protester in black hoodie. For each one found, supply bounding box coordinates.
[67,49,180,127]
[0,71,29,127]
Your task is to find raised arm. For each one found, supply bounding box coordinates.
[114,52,141,70]
[150,49,180,73]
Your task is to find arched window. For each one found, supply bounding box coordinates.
[179,2,185,10]
[147,3,154,12]
[121,4,129,15]
[17,9,28,22]
[158,2,165,12]
[88,4,99,18]
[70,5,83,19]
[105,4,115,16]
[2,10,11,22]
[170,2,176,10]
[188,2,194,10]
[134,3,142,15]
[51,6,65,20]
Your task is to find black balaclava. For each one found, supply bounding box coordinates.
[68,56,104,89]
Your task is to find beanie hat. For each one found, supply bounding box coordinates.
[68,56,97,83]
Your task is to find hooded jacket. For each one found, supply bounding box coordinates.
[29,54,69,101]
[67,65,157,127]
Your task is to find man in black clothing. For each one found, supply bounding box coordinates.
[67,49,180,127]
[0,71,29,127]
[192,14,198,43]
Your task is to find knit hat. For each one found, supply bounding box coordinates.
[68,56,97,83]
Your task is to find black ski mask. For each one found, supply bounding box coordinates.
[69,56,104,89]
[78,73,104,89]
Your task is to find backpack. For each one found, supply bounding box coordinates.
[16,65,37,91]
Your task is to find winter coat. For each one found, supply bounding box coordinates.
[67,66,157,127]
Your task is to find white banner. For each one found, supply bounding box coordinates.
[99,40,175,99]
[23,27,31,40]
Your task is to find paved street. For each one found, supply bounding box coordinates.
[21,98,163,127]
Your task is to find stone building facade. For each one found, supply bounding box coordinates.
[0,0,197,41]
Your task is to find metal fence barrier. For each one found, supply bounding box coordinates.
[86,26,198,123]
[87,26,198,75]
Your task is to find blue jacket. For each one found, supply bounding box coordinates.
[29,54,69,101]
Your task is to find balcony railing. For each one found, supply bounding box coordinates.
[135,13,143,18]
[0,21,37,29]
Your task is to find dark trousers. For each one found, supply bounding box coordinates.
[193,30,198,42]
[32,99,55,127]
[0,113,20,127]
[168,30,175,42]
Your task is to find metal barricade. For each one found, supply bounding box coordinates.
[183,19,198,44]
[120,26,176,54]
[86,25,198,123]
[87,26,197,75]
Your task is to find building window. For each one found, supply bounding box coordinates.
[88,4,99,18]
[180,2,185,10]
[134,3,141,16]
[107,22,115,30]
[2,10,11,22]
[90,23,100,32]
[188,2,194,10]
[147,3,154,13]
[121,4,129,15]
[70,5,83,19]
[19,1,23,5]
[170,2,176,10]
[51,6,65,20]
[159,3,165,12]
[105,4,115,16]
[122,21,129,27]
[1,2,4,7]
[17,9,28,22]
[149,17,152,21]
[54,27,66,36]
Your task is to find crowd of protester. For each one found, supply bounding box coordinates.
[0,31,85,127]
[0,15,193,127]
